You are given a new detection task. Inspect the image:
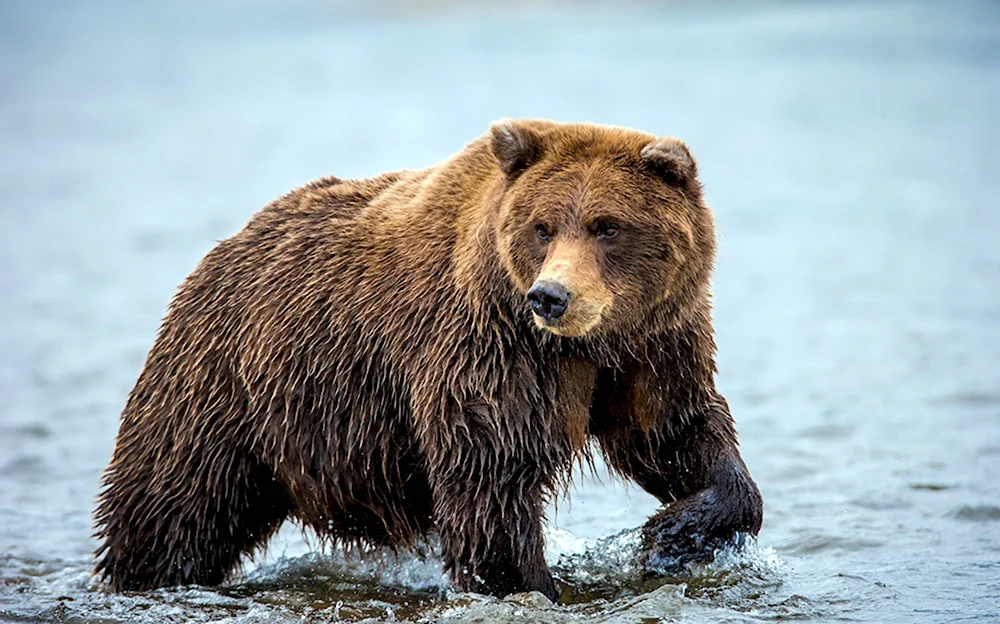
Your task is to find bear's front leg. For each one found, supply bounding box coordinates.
[596,389,763,575]
[417,403,558,601]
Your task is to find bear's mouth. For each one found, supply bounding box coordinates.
[531,304,605,337]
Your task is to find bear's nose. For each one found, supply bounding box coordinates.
[527,281,571,321]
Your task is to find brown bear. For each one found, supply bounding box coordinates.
[94,119,762,601]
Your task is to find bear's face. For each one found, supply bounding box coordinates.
[492,120,714,338]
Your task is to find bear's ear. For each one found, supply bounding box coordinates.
[489,119,544,177]
[640,138,698,187]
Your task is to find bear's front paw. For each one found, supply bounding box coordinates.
[638,487,749,578]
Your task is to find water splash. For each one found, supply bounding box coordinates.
[0,530,786,623]
[548,527,646,603]
[244,545,448,595]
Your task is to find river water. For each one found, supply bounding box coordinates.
[1,1,998,622]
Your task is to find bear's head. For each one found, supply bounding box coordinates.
[491,119,716,338]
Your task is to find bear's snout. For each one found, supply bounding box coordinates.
[527,281,571,322]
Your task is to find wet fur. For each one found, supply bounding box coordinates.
[94,120,762,599]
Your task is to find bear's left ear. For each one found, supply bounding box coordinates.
[489,119,544,177]
[640,138,698,188]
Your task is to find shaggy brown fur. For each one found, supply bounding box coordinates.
[94,119,762,600]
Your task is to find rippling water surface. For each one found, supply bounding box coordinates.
[1,1,999,622]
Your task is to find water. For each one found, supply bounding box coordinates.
[1,0,998,621]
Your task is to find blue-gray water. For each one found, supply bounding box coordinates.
[1,1,998,622]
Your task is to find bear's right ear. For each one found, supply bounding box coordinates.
[489,119,543,177]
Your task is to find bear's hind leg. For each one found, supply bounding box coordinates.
[95,436,291,591]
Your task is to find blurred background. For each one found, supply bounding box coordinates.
[1,1,998,622]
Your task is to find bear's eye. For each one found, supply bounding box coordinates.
[597,224,620,240]
[535,224,552,242]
